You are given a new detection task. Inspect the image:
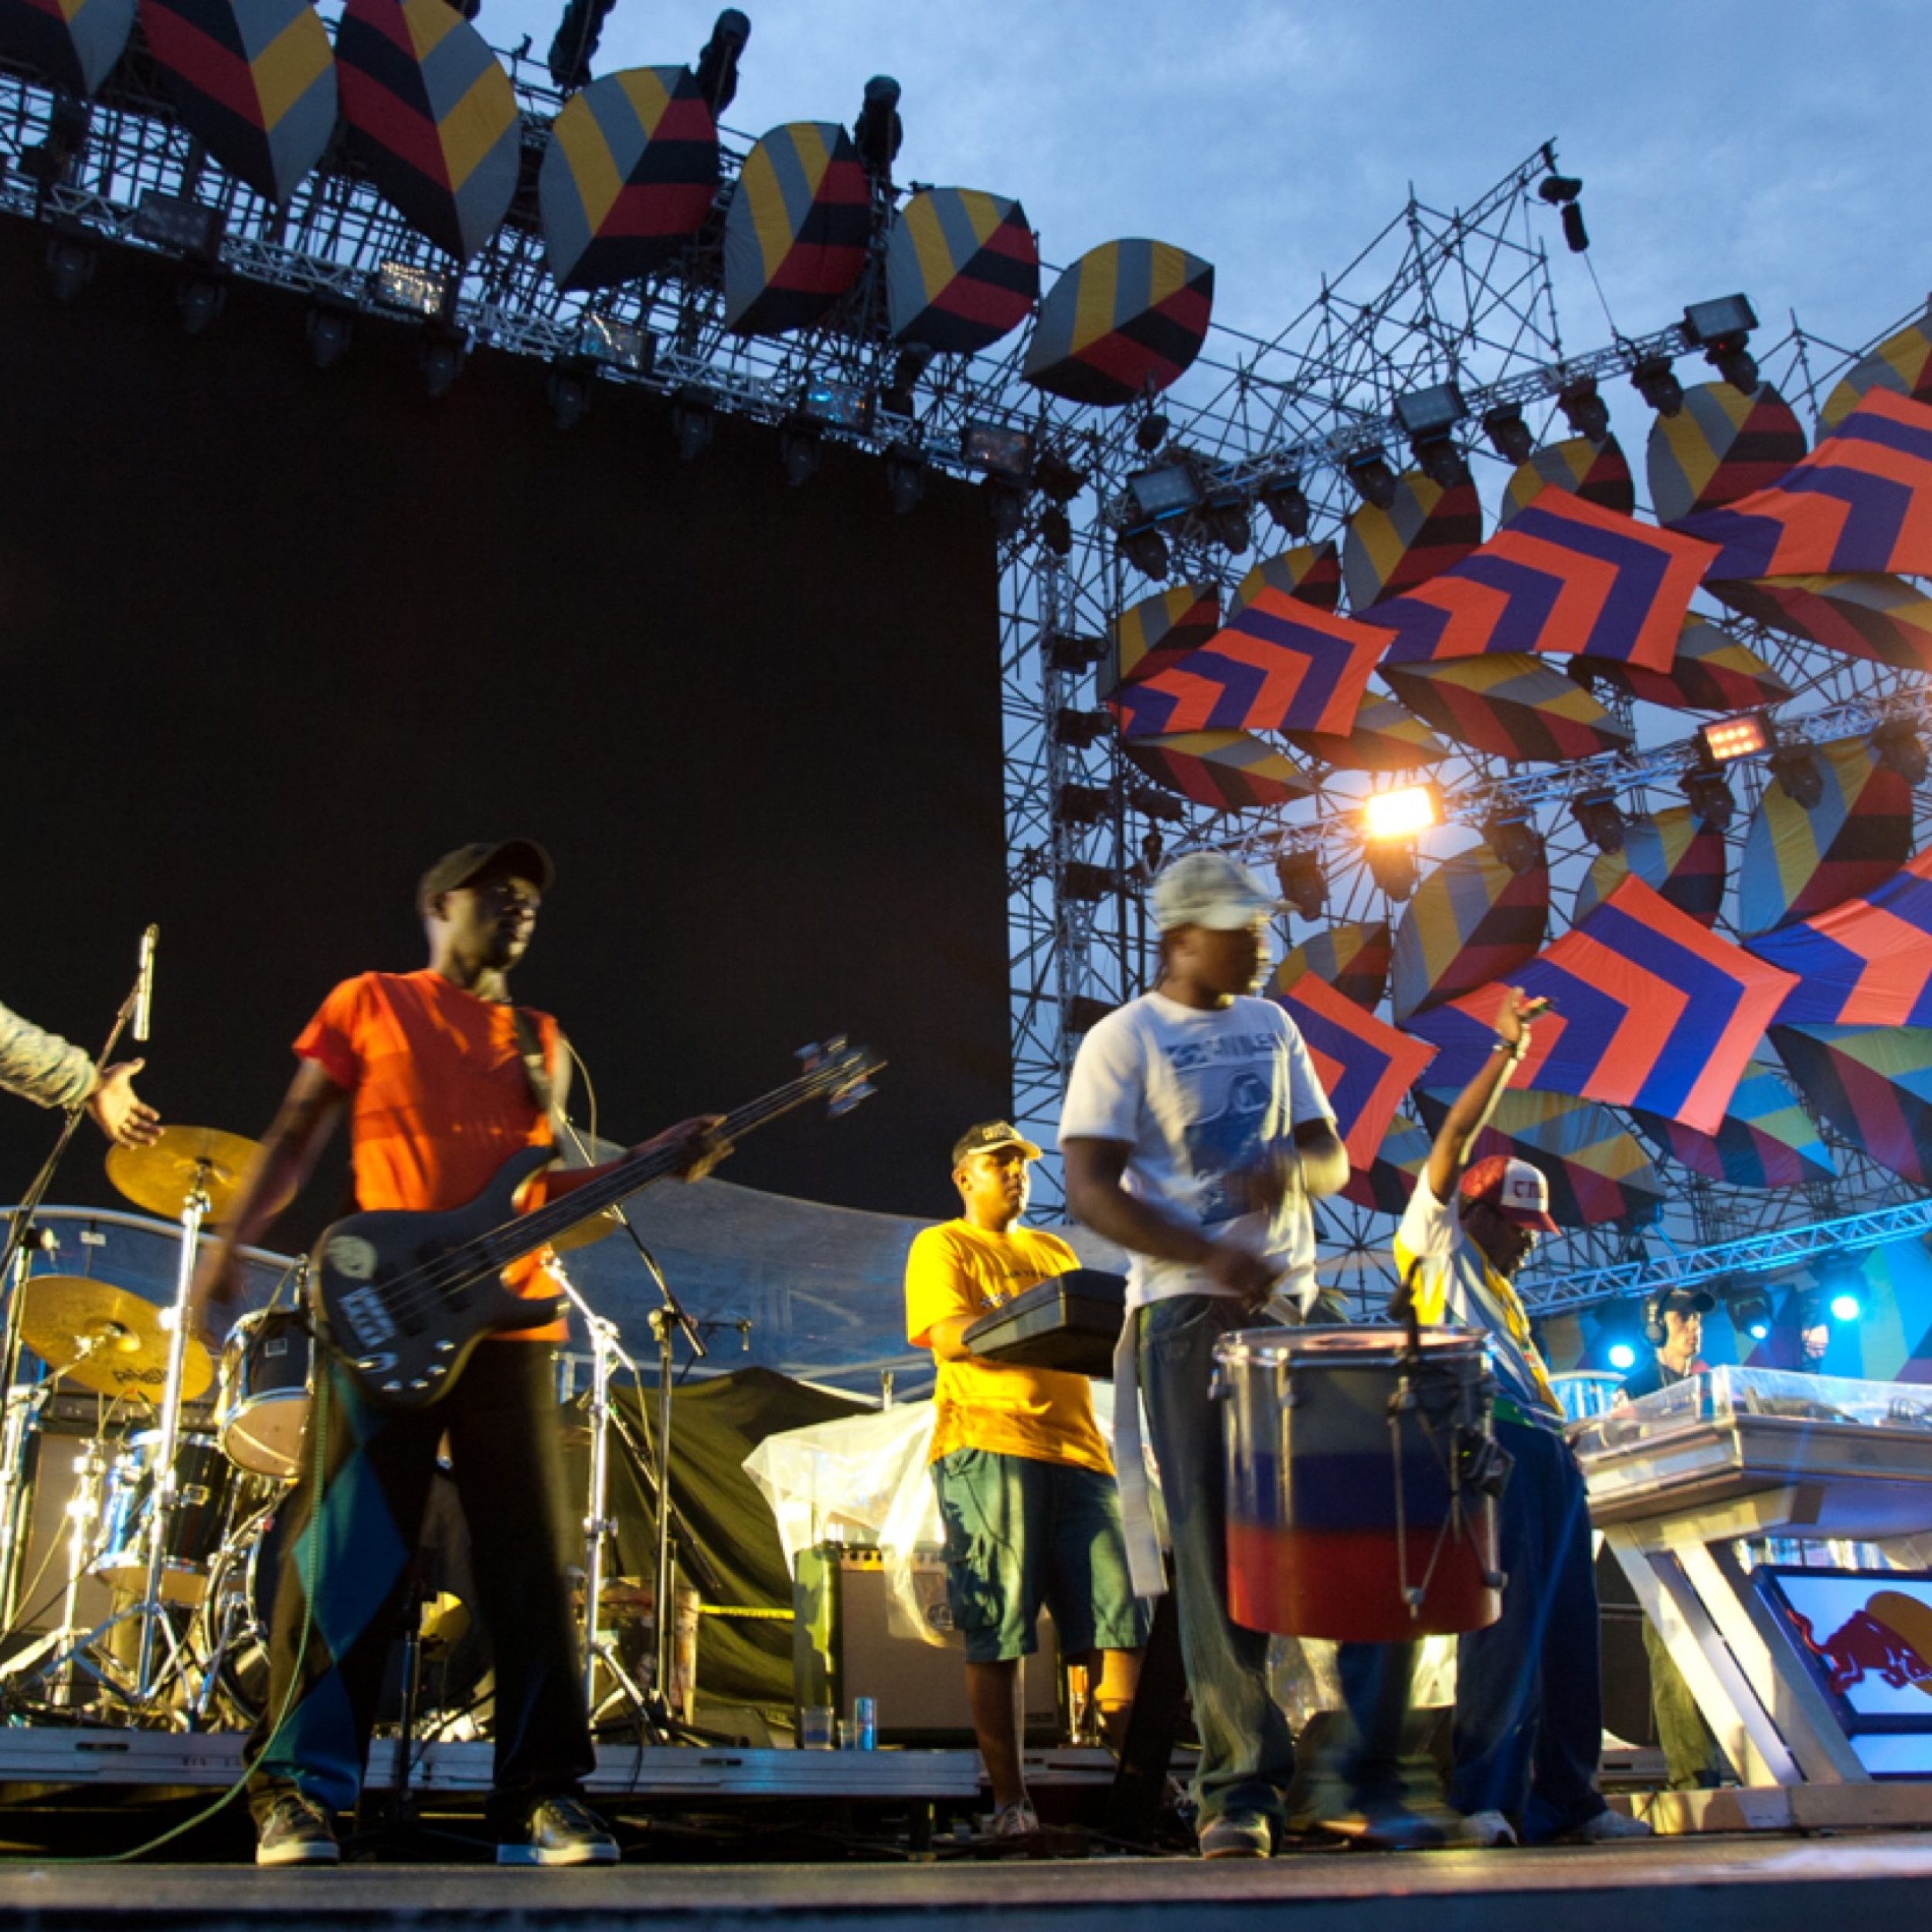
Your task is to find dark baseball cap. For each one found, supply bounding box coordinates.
[951,1121,1044,1168]
[417,839,554,913]
[1657,1287,1716,1316]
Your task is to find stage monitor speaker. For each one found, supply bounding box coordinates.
[793,1544,1060,1746]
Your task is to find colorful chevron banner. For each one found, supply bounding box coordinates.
[722,121,869,335]
[1391,845,1550,1024]
[1710,572,1932,672]
[1271,918,1393,1014]
[0,0,134,95]
[1230,540,1342,618]
[1099,583,1218,700]
[1380,653,1632,762]
[1821,308,1932,430]
[1283,692,1448,773]
[1341,1111,1432,1216]
[1647,381,1808,525]
[1118,730,1310,810]
[1630,1061,1835,1191]
[1399,875,1798,1134]
[1341,474,1482,608]
[1274,973,1437,1168]
[1500,434,1634,524]
[886,187,1039,354]
[1771,1023,1932,1188]
[1372,488,1713,672]
[1022,239,1213,406]
[1573,804,1725,928]
[1747,849,1932,1026]
[1736,736,1913,936]
[1675,390,1932,580]
[1576,614,1791,714]
[1107,588,1390,740]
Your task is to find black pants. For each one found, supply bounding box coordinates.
[247,1342,594,1834]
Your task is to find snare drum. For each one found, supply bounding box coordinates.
[91,1430,233,1604]
[1213,1325,1502,1642]
[217,1308,313,1479]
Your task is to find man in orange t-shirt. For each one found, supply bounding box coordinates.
[192,839,719,1869]
[905,1122,1147,1839]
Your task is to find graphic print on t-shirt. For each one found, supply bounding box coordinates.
[1179,1066,1272,1225]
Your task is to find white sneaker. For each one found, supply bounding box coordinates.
[1456,1808,1519,1847]
[989,1798,1041,1840]
[1557,1808,1653,1844]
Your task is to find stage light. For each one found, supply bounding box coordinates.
[801,376,872,433]
[1729,1284,1774,1342]
[1053,707,1112,748]
[1537,173,1583,206]
[547,0,617,90]
[1679,767,1736,833]
[1593,1298,1643,1372]
[1480,405,1534,467]
[1118,526,1169,578]
[1630,355,1684,417]
[879,345,933,421]
[174,272,225,335]
[1394,381,1468,441]
[671,384,715,462]
[853,75,903,176]
[1607,1341,1637,1373]
[1345,451,1398,510]
[420,325,465,399]
[1482,808,1544,877]
[1684,294,1759,391]
[573,313,652,374]
[44,227,97,303]
[135,190,226,264]
[961,420,1033,480]
[1366,844,1419,903]
[304,301,354,369]
[1557,376,1610,444]
[1274,847,1327,920]
[1134,410,1169,455]
[1697,713,1770,764]
[1035,447,1089,504]
[1570,789,1626,854]
[1559,203,1589,253]
[885,440,925,515]
[1063,862,1115,902]
[546,359,594,431]
[1058,783,1112,827]
[1125,464,1202,523]
[1045,631,1108,672]
[1131,784,1189,825]
[1363,783,1442,842]
[376,260,448,318]
[1039,505,1074,556]
[1412,437,1471,490]
[1204,494,1251,553]
[1770,740,1825,811]
[779,416,823,488]
[1829,1290,1863,1324]
[1871,716,1929,785]
[1258,471,1311,537]
[694,8,750,115]
[984,476,1027,539]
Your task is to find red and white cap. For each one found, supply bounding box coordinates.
[1458,1154,1560,1233]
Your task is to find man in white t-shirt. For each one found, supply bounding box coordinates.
[1060,852,1345,1860]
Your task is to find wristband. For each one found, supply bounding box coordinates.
[1492,1038,1528,1063]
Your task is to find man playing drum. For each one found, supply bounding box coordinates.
[1061,852,1346,1859]
[1334,989,1651,1848]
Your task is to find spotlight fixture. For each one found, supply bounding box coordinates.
[1630,355,1684,417]
[1035,447,1089,504]
[1366,842,1419,903]
[1570,789,1626,854]
[879,344,933,420]
[1537,173,1583,204]
[799,376,872,433]
[375,259,449,318]
[1134,410,1169,455]
[693,8,750,115]
[1274,847,1327,921]
[1679,766,1736,833]
[961,420,1034,481]
[1345,451,1398,510]
[853,73,903,175]
[1728,1283,1774,1342]
[1052,706,1112,748]
[1118,526,1169,579]
[548,0,618,90]
[1057,783,1113,828]
[1557,376,1611,444]
[1395,382,1470,484]
[1203,494,1251,554]
[546,357,595,431]
[43,225,97,302]
[984,476,1027,540]
[420,325,466,400]
[1591,1298,1642,1373]
[1606,1338,1637,1373]
[1829,1290,1862,1324]
[1044,631,1108,672]
[1063,862,1115,902]
[1482,808,1545,877]
[670,384,715,462]
[573,312,652,374]
[1257,471,1311,537]
[1362,783,1443,842]
[885,440,925,515]
[1481,404,1535,467]
[1411,437,1471,491]
[1130,784,1189,826]
[1697,713,1770,764]
[304,300,355,369]
[1039,505,1074,557]
[1683,294,1759,394]
[1871,715,1929,785]
[1769,738,1825,811]
[778,414,823,488]
[1125,463,1202,524]
[134,189,226,264]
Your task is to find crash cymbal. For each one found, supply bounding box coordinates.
[549,1205,621,1255]
[106,1125,261,1223]
[16,1277,213,1402]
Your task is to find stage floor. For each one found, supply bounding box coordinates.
[0,1832,1926,1932]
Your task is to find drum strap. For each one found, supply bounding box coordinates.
[1111,1318,1168,1599]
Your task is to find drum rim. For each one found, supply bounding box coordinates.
[1214,1325,1492,1364]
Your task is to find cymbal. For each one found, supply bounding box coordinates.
[16,1277,213,1403]
[549,1206,621,1255]
[107,1125,261,1223]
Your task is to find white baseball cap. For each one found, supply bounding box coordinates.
[1151,852,1281,932]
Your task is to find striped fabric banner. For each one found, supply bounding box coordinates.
[1400,875,1798,1134]
[722,121,869,335]
[1118,730,1311,811]
[1373,488,1713,672]
[1821,308,1932,430]
[0,0,134,95]
[1771,1022,1932,1189]
[1341,474,1482,608]
[1710,572,1932,672]
[1630,1062,1835,1190]
[1748,849,1932,1027]
[1675,390,1932,580]
[1381,653,1632,762]
[1340,1111,1432,1217]
[1577,614,1792,713]
[1229,540,1342,618]
[1283,692,1448,773]
[1022,238,1213,406]
[1098,583,1218,700]
[1647,381,1809,525]
[1499,434,1634,524]
[1270,919,1393,1013]
[1273,974,1437,1168]
[886,187,1039,354]
[1573,804,1726,928]
[1391,845,1550,1024]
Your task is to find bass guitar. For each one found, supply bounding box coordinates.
[308,1038,881,1410]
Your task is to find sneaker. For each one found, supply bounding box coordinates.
[496,1795,621,1867]
[1199,1812,1272,1859]
[1554,1807,1653,1845]
[1454,1808,1519,1848]
[989,1798,1041,1840]
[255,1791,339,1868]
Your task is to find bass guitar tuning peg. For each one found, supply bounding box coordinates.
[827,1080,876,1118]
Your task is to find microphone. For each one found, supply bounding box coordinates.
[134,924,158,1043]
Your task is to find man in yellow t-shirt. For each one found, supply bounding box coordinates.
[906,1121,1148,1838]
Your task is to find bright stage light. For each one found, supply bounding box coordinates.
[1698,714,1770,764]
[1363,784,1442,842]
[1829,1291,1862,1324]
[1607,1342,1637,1372]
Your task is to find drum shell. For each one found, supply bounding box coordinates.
[1214,1325,1501,1641]
[92,1430,233,1604]
[217,1309,313,1479]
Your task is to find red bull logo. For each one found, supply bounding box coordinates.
[1787,1589,1932,1698]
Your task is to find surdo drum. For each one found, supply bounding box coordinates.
[1212,1326,1504,1642]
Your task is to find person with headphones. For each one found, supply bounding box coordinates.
[1620,1288,1729,1789]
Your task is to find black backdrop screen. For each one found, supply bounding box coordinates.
[0,219,1011,1239]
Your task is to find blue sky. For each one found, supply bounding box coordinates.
[487,0,1928,366]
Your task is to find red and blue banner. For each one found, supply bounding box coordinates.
[1283,691,1448,772]
[1372,487,1713,673]
[1748,849,1932,1027]
[1400,876,1798,1134]
[1271,919,1393,1013]
[1274,973,1437,1168]
[1099,584,1218,700]
[1631,1062,1836,1191]
[1391,845,1549,1024]
[1573,804,1726,928]
[1341,1112,1431,1216]
[1342,475,1482,608]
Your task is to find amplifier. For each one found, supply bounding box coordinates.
[961,1269,1127,1378]
[792,1544,1060,1746]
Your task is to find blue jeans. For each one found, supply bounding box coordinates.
[1138,1294,1294,1828]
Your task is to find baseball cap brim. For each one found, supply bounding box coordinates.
[1495,1200,1560,1234]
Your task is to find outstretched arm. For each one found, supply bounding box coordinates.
[1421,988,1544,1202]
